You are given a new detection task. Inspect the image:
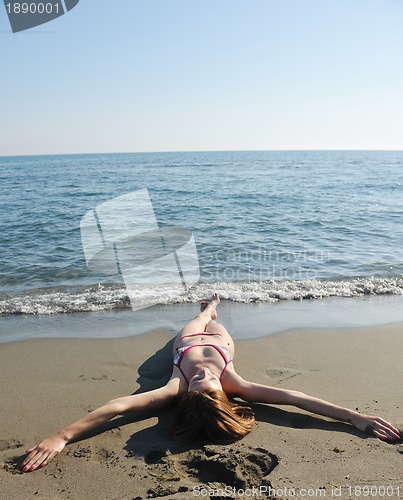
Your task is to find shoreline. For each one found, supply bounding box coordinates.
[1,293,403,345]
[0,321,402,499]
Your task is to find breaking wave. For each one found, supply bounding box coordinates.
[1,277,403,315]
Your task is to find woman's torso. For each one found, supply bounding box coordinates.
[172,329,235,387]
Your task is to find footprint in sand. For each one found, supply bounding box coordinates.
[144,445,278,497]
[180,445,278,489]
[265,367,302,383]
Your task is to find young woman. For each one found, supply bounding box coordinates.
[22,294,401,472]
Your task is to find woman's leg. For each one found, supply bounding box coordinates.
[179,294,220,336]
[205,319,230,336]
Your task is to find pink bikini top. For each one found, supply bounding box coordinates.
[173,333,233,384]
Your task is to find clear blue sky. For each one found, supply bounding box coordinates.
[1,0,403,155]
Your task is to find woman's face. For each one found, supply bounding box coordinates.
[187,367,223,392]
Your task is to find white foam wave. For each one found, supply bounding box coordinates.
[1,277,402,315]
[0,285,131,315]
[189,277,403,303]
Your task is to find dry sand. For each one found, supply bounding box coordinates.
[1,322,402,499]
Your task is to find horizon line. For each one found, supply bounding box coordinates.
[2,148,403,159]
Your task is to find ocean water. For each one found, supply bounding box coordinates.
[1,150,403,315]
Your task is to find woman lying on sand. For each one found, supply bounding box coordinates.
[22,294,401,472]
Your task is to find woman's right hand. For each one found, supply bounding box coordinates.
[350,413,401,442]
[22,433,67,472]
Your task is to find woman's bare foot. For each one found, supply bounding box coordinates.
[200,293,220,320]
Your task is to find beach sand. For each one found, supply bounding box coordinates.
[1,320,402,499]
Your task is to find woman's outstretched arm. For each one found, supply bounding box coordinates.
[230,376,401,442]
[22,378,181,472]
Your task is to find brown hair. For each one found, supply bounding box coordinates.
[171,390,255,444]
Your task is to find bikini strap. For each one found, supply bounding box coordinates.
[181,332,223,339]
[173,346,194,384]
[211,345,233,380]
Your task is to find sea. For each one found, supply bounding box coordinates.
[1,150,403,339]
